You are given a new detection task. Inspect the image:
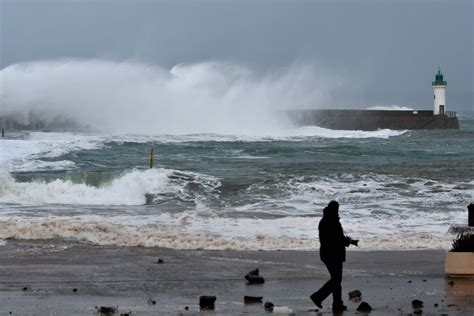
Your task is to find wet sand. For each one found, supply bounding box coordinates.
[0,240,473,315]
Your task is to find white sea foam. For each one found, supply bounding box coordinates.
[0,168,219,206]
[238,173,473,218]
[366,105,414,111]
[11,160,77,172]
[0,132,104,172]
[101,127,407,145]
[0,215,455,250]
[285,126,407,139]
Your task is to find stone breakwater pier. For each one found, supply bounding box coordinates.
[286,109,459,131]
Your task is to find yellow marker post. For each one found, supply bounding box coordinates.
[149,148,154,169]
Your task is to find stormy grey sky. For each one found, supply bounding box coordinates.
[1,0,473,113]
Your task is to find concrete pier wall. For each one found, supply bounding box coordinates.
[286,109,459,131]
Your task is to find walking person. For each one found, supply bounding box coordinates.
[310,200,358,312]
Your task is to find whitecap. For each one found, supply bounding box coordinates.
[0,168,220,206]
[0,132,104,172]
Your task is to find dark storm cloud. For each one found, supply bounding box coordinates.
[1,0,472,113]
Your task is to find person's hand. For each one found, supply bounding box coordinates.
[350,239,359,246]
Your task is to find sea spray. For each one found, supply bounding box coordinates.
[0,60,342,134]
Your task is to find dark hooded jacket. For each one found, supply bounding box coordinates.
[318,206,350,262]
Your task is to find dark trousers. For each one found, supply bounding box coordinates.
[313,260,343,305]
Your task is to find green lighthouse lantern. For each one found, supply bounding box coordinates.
[432,68,447,115]
[432,68,447,86]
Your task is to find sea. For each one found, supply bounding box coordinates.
[1,116,473,251]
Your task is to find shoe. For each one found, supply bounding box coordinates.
[332,303,347,312]
[310,292,323,308]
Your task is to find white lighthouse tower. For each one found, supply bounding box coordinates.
[432,68,447,115]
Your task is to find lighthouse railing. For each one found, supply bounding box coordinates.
[446,111,457,118]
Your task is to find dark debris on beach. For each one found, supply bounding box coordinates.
[244,268,265,284]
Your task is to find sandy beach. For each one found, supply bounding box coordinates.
[0,240,472,315]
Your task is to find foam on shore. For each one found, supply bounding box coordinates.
[0,215,454,251]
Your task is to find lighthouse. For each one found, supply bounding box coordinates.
[432,68,447,115]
